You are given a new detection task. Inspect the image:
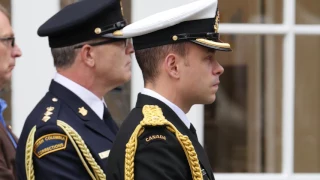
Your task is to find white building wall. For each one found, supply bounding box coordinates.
[11,0,59,136]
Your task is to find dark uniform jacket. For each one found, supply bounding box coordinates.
[106,94,214,180]
[16,80,118,180]
[0,124,18,180]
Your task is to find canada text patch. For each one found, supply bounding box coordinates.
[34,133,68,158]
[145,134,166,142]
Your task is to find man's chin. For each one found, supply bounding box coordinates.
[203,94,217,104]
[5,75,12,83]
[194,94,216,105]
[112,74,131,89]
[123,72,132,82]
[0,78,11,90]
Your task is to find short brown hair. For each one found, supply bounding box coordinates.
[135,42,188,84]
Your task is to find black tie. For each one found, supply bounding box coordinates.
[190,123,198,139]
[103,107,112,120]
[103,107,118,134]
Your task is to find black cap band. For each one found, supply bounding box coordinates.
[132,18,217,50]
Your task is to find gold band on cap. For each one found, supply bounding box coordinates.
[94,28,101,34]
[113,30,123,36]
[195,38,231,49]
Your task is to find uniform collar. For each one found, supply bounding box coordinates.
[54,73,105,120]
[141,88,190,128]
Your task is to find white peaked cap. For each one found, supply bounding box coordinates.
[105,0,231,51]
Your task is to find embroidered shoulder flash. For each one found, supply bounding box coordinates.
[24,120,106,180]
[33,133,68,158]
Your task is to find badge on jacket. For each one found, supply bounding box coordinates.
[34,133,68,158]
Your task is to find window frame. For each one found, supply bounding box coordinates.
[214,0,320,179]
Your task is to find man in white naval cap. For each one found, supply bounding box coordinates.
[106,0,231,179]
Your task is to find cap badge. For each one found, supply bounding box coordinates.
[214,10,220,33]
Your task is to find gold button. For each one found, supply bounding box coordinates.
[8,125,12,129]
[95,28,102,34]
[52,98,58,102]
[172,35,178,41]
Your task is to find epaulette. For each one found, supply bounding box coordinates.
[24,97,106,180]
[37,97,61,127]
[25,96,62,180]
[124,105,203,180]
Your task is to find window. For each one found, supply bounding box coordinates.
[219,0,283,24]
[205,34,283,173]
[294,35,320,173]
[296,0,320,24]
[200,0,320,179]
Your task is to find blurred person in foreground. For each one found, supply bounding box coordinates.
[0,3,22,180]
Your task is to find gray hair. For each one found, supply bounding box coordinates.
[51,39,103,69]
[0,4,10,19]
[51,44,79,69]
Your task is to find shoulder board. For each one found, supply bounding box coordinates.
[140,105,171,127]
[37,96,61,128]
[125,105,203,180]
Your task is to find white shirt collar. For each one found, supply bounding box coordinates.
[54,73,105,120]
[141,88,190,128]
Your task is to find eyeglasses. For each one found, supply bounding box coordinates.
[74,38,130,49]
[0,37,15,47]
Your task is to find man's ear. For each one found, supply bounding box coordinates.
[80,45,95,67]
[164,53,180,79]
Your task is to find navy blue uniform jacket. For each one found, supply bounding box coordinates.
[106,94,214,180]
[16,80,118,179]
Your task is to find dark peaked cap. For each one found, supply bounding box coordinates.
[38,0,126,48]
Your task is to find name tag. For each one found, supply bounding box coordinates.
[99,150,110,159]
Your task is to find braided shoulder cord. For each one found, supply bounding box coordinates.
[124,105,203,180]
[57,120,106,180]
[25,126,37,180]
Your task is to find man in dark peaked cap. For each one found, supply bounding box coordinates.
[105,0,231,179]
[15,0,134,179]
